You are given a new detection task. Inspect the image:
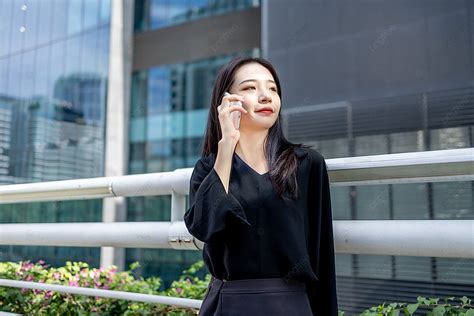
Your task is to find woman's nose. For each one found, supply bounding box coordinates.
[259,92,272,103]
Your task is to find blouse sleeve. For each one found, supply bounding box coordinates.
[183,156,251,243]
[306,154,339,316]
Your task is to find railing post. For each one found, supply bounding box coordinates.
[101,0,134,271]
[171,191,187,222]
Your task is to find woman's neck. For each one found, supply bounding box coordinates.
[235,129,269,160]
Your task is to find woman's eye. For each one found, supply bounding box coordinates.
[242,86,277,92]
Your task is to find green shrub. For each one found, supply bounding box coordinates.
[359,296,474,316]
[0,259,472,315]
[0,259,209,315]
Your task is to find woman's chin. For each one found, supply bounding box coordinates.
[242,123,275,131]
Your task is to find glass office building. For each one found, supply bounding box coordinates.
[262,1,474,314]
[1,0,473,314]
[0,0,110,267]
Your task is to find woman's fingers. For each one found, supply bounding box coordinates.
[218,93,247,137]
[222,94,245,105]
[217,104,248,114]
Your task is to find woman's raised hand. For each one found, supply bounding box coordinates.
[217,93,247,144]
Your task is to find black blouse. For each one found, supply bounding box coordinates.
[183,146,338,316]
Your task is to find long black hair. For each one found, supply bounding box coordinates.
[201,56,311,200]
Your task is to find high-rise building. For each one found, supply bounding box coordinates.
[0,0,110,266]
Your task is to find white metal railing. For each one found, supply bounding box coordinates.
[1,148,472,204]
[0,279,202,309]
[0,220,472,257]
[0,148,473,307]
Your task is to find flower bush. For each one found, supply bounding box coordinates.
[0,259,209,315]
[358,296,474,316]
[0,259,472,315]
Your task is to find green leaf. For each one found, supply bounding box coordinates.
[407,304,418,315]
[443,297,455,304]
[417,297,426,305]
[129,262,140,271]
[432,305,446,316]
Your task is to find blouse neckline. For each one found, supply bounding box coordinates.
[234,152,270,177]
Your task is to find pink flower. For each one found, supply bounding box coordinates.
[103,285,110,290]
[53,272,61,280]
[176,287,182,294]
[37,260,45,265]
[20,288,28,294]
[21,262,34,271]
[25,275,34,282]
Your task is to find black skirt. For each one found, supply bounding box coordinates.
[198,276,313,316]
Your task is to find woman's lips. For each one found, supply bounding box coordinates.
[256,110,273,115]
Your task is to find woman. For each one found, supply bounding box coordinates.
[183,56,338,315]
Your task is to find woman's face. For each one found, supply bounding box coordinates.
[228,62,281,131]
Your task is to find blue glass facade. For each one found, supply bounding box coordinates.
[134,0,258,32]
[0,0,111,267]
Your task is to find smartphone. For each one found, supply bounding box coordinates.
[224,91,242,130]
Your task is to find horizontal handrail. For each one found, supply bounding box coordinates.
[0,279,202,309]
[0,222,198,250]
[1,220,472,258]
[327,148,474,185]
[335,220,473,258]
[0,169,192,204]
[1,148,472,204]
